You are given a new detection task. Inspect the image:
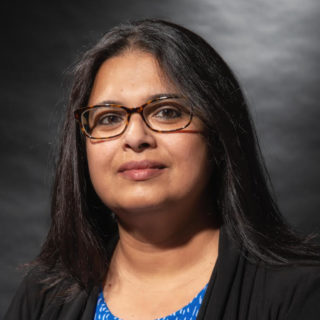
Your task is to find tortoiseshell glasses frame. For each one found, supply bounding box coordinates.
[74,95,202,140]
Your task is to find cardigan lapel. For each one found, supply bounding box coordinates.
[40,285,99,320]
[197,226,245,320]
[81,286,100,320]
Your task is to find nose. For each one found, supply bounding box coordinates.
[122,113,157,152]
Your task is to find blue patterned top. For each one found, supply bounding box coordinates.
[94,283,208,320]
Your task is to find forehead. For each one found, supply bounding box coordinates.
[88,50,177,107]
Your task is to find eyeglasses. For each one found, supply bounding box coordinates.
[74,95,199,139]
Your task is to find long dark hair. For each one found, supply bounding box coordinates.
[36,19,320,295]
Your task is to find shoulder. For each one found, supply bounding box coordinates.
[211,227,320,319]
[262,262,320,286]
[4,267,100,320]
[4,268,61,319]
[252,262,320,319]
[4,268,79,320]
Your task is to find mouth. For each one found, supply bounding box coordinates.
[118,160,167,181]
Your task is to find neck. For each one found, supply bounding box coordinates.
[106,206,219,289]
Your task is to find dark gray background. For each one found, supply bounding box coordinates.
[1,0,319,315]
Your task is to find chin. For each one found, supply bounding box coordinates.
[114,195,167,214]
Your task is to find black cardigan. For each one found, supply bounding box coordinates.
[4,227,320,319]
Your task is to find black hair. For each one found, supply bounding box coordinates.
[35,19,320,296]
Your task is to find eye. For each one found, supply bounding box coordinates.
[98,113,124,126]
[88,107,127,129]
[152,106,183,120]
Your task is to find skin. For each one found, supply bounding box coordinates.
[86,50,219,320]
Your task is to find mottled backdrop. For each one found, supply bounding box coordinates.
[1,0,319,314]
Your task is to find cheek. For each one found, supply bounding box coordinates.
[86,141,116,194]
[165,135,211,190]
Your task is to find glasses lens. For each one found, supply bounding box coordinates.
[144,99,192,131]
[81,106,127,138]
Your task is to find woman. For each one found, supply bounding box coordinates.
[5,19,320,320]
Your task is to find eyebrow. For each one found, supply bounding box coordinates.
[92,93,182,106]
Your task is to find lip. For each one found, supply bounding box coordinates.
[118,160,167,181]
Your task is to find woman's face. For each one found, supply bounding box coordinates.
[86,50,212,216]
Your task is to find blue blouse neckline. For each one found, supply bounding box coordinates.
[94,283,208,320]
